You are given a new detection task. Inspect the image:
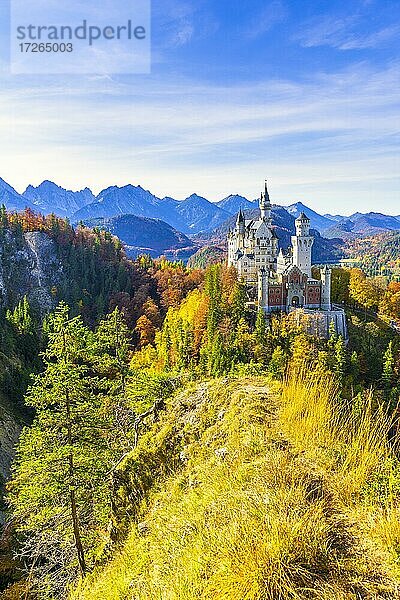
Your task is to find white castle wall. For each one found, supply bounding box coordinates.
[288,307,348,340]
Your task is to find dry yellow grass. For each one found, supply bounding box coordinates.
[71,372,400,600]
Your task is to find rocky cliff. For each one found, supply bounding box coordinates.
[0,230,63,314]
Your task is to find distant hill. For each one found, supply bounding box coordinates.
[216,194,256,214]
[187,246,226,269]
[172,194,229,233]
[344,230,400,277]
[286,201,335,232]
[84,214,197,259]
[324,212,400,240]
[324,213,347,223]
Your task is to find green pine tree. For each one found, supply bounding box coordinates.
[8,304,117,597]
[382,341,395,388]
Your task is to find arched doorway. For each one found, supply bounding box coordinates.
[291,296,300,307]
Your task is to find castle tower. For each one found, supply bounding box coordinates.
[291,212,314,277]
[260,180,272,224]
[236,208,245,235]
[277,248,286,274]
[321,265,332,311]
[258,267,269,311]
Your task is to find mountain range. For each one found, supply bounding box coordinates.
[0,177,36,212]
[322,213,400,240]
[84,214,196,259]
[24,181,96,218]
[1,177,399,244]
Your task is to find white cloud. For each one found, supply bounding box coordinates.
[295,14,400,50]
[0,61,399,213]
[245,1,288,39]
[338,25,400,49]
[169,20,194,46]
[152,0,218,48]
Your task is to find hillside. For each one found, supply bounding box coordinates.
[2,257,400,599]
[83,214,197,259]
[344,231,400,277]
[186,245,226,268]
[0,210,186,489]
[72,372,400,600]
[0,210,165,328]
[0,229,63,314]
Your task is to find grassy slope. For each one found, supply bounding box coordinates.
[72,373,400,600]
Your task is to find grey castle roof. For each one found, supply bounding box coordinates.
[296,212,310,222]
[236,209,245,224]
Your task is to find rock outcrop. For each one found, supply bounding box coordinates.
[0,231,63,314]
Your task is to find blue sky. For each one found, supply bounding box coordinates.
[0,0,399,214]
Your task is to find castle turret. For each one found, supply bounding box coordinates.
[277,248,287,274]
[260,180,272,224]
[291,212,314,277]
[321,265,332,311]
[295,212,311,236]
[258,267,269,311]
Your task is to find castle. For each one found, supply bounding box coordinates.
[227,182,347,338]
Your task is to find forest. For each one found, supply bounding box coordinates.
[0,209,400,599]
[344,231,400,279]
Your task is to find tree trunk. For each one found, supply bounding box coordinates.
[65,387,86,576]
[63,330,86,577]
[69,486,86,576]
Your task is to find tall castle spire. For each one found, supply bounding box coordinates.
[260,179,272,223]
[236,207,245,234]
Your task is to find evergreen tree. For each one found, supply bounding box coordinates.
[255,308,268,344]
[233,318,252,364]
[253,308,271,365]
[291,334,314,371]
[268,346,287,379]
[8,305,120,597]
[382,341,395,388]
[334,336,347,383]
[231,281,247,326]
[6,296,34,335]
[350,351,361,382]
[208,331,225,376]
[205,264,222,339]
